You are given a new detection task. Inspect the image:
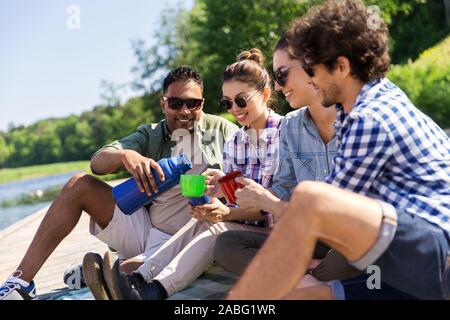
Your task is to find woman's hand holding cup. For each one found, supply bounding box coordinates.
[202,168,225,198]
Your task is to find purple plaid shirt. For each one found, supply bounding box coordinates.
[223,110,283,227]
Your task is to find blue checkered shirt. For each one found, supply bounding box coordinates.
[327,78,450,234]
[223,110,284,227]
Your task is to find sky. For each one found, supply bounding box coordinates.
[0,0,194,132]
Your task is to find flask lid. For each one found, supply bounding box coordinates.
[176,154,193,173]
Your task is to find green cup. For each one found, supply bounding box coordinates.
[180,174,206,197]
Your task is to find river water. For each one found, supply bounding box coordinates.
[0,172,80,230]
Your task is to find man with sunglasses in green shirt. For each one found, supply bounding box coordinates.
[0,66,238,300]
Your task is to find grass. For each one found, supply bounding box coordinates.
[0,161,130,184]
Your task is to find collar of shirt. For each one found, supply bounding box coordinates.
[353,78,383,112]
[196,112,207,134]
[303,108,324,140]
[161,119,172,141]
[333,78,384,134]
[333,103,346,134]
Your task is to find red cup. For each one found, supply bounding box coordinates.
[218,171,244,204]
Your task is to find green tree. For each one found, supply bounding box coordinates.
[389,36,450,128]
[0,134,10,167]
[99,80,127,108]
[30,121,62,164]
[2,0,448,168]
[172,0,313,114]
[389,0,450,63]
[7,128,36,167]
[63,121,96,160]
[131,0,445,115]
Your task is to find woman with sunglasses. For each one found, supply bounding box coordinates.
[98,49,283,300]
[196,47,284,226]
[214,35,361,295]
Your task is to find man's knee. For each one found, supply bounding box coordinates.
[63,172,99,197]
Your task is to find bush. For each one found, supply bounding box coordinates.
[388,36,450,129]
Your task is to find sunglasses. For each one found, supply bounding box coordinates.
[272,66,295,87]
[218,88,262,110]
[162,96,204,110]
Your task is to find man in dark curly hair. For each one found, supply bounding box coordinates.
[229,0,450,300]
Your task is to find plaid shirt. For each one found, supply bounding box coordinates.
[223,110,283,227]
[327,78,450,234]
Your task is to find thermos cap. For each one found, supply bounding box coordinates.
[176,154,193,173]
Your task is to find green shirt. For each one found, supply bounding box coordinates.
[94,112,239,171]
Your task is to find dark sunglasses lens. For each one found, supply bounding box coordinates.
[219,99,233,110]
[167,97,183,110]
[185,99,202,110]
[273,69,288,87]
[235,97,247,108]
[276,71,286,86]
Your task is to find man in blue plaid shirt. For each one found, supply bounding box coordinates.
[229,0,450,300]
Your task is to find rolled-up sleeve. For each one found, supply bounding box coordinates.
[91,125,150,160]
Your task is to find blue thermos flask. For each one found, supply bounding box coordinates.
[112,154,192,215]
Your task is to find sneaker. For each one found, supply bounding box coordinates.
[102,250,166,300]
[82,252,112,300]
[63,263,86,290]
[0,271,38,300]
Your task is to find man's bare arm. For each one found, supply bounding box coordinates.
[91,148,165,196]
[90,148,126,175]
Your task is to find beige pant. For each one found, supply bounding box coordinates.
[136,218,269,296]
[90,205,172,260]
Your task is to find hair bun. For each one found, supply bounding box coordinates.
[237,48,265,66]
